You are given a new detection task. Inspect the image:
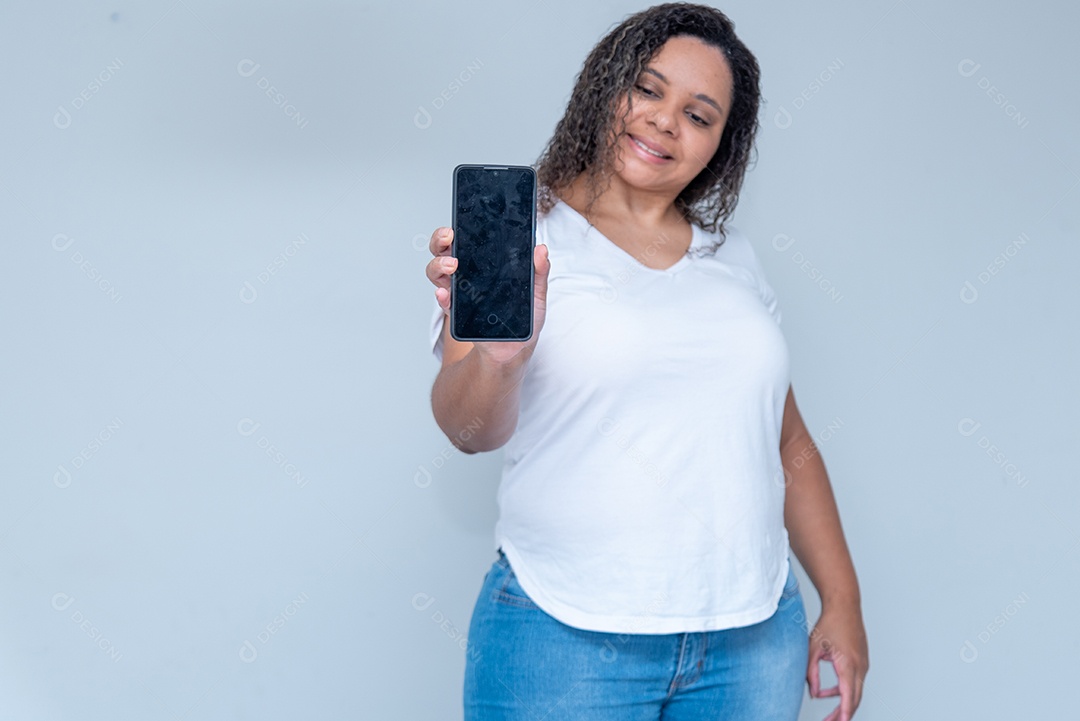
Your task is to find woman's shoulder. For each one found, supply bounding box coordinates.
[694,220,756,262]
[536,195,585,249]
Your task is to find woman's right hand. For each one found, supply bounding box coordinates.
[425,226,550,366]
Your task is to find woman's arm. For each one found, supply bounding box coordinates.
[426,234,551,454]
[780,385,861,606]
[430,319,533,454]
[780,384,869,721]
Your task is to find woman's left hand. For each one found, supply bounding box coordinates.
[806,603,869,721]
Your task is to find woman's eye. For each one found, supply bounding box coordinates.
[635,84,709,126]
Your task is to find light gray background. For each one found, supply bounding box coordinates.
[1,1,1076,718]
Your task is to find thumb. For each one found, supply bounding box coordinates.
[534,243,550,304]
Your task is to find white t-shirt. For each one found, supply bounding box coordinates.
[428,196,792,634]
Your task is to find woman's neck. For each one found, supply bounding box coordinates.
[559,173,685,231]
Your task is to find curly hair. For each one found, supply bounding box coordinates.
[533,2,761,243]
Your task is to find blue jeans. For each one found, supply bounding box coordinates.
[464,549,809,720]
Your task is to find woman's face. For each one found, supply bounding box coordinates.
[608,35,734,200]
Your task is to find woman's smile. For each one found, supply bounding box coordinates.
[626,133,674,164]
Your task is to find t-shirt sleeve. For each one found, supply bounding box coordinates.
[429,293,446,363]
[756,263,782,326]
[742,234,782,326]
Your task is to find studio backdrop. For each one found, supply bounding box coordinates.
[1,0,1076,718]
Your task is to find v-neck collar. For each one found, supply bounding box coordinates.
[555,197,699,275]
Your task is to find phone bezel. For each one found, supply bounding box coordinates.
[449,163,537,343]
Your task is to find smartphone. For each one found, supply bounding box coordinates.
[450,164,536,342]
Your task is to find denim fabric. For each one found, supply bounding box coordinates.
[463,549,809,720]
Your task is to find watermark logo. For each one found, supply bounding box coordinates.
[960,592,1029,662]
[597,416,669,487]
[960,232,1029,304]
[54,58,124,130]
[239,592,309,663]
[772,233,842,303]
[413,58,484,130]
[51,234,122,303]
[411,591,482,664]
[239,233,309,304]
[776,417,844,488]
[237,418,309,488]
[774,59,844,130]
[237,59,309,129]
[54,417,124,488]
[957,418,1028,487]
[599,592,669,662]
[958,59,1029,130]
[414,416,485,488]
[51,592,122,662]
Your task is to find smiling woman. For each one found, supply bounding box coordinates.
[423,3,868,720]
[533,5,762,239]
[553,34,736,266]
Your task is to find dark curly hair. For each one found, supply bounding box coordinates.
[533,2,761,243]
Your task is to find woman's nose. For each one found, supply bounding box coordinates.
[649,104,676,134]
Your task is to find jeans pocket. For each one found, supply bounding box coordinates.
[780,562,800,601]
[492,554,540,609]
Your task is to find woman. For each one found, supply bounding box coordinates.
[424,3,868,720]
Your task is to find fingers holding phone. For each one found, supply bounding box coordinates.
[426,227,457,316]
[425,163,551,366]
[527,241,550,344]
[419,223,548,345]
[426,226,550,359]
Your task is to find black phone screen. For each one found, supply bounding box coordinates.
[450,164,536,342]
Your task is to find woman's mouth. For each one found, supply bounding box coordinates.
[627,134,672,162]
